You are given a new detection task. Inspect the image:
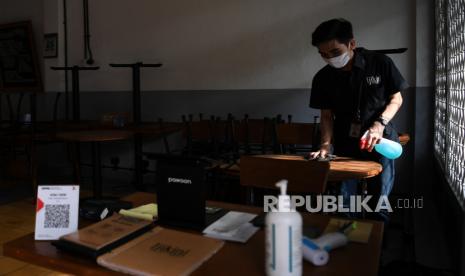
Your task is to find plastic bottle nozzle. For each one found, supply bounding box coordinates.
[276,180,288,195]
[359,139,367,150]
[359,130,369,150]
[276,180,291,212]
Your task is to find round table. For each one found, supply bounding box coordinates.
[250,155,383,214]
[56,130,133,197]
[56,130,133,142]
[250,154,383,181]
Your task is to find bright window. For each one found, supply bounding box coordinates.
[435,0,465,207]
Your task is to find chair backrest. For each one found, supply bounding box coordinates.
[188,120,212,141]
[181,114,212,141]
[275,123,320,151]
[234,119,272,144]
[180,114,214,155]
[231,117,276,154]
[240,155,330,194]
[275,123,316,145]
[209,117,228,142]
[157,118,171,153]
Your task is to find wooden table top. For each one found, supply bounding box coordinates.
[56,130,134,143]
[10,121,183,143]
[124,125,182,138]
[247,155,383,182]
[33,120,181,131]
[3,192,383,276]
[328,157,383,181]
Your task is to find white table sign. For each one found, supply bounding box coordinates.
[34,185,79,240]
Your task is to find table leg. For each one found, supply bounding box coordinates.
[91,141,102,198]
[70,142,81,184]
[29,143,38,200]
[134,134,144,190]
[246,186,255,205]
[360,179,368,219]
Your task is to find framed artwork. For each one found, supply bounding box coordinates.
[43,33,58,58]
[0,21,42,93]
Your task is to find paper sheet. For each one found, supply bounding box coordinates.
[203,211,259,243]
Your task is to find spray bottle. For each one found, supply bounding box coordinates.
[265,180,302,276]
[360,130,403,159]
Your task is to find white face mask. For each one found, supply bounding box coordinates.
[324,51,351,68]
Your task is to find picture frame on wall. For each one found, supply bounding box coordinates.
[0,21,43,93]
[43,33,58,58]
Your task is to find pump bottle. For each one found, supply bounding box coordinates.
[265,180,302,276]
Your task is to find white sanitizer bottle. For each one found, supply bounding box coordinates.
[265,180,303,276]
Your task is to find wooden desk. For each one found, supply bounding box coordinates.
[243,155,382,182]
[4,192,383,276]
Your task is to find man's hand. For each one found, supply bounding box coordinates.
[309,144,331,159]
[366,122,385,152]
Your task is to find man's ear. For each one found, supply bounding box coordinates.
[348,39,356,50]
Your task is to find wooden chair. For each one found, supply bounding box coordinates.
[210,115,279,175]
[274,117,320,154]
[231,115,276,155]
[182,114,216,156]
[201,115,275,203]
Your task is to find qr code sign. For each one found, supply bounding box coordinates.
[44,204,70,228]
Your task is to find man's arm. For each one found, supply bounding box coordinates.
[366,92,403,151]
[309,109,333,158]
[380,92,403,121]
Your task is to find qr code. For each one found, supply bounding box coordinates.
[44,204,70,228]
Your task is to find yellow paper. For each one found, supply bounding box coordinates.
[119,203,158,221]
[129,203,158,216]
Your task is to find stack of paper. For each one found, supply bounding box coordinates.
[202,211,259,243]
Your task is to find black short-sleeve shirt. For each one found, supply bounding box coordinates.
[309,48,408,156]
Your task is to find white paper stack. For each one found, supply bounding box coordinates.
[202,211,259,243]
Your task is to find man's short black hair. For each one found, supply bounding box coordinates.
[311,18,354,46]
